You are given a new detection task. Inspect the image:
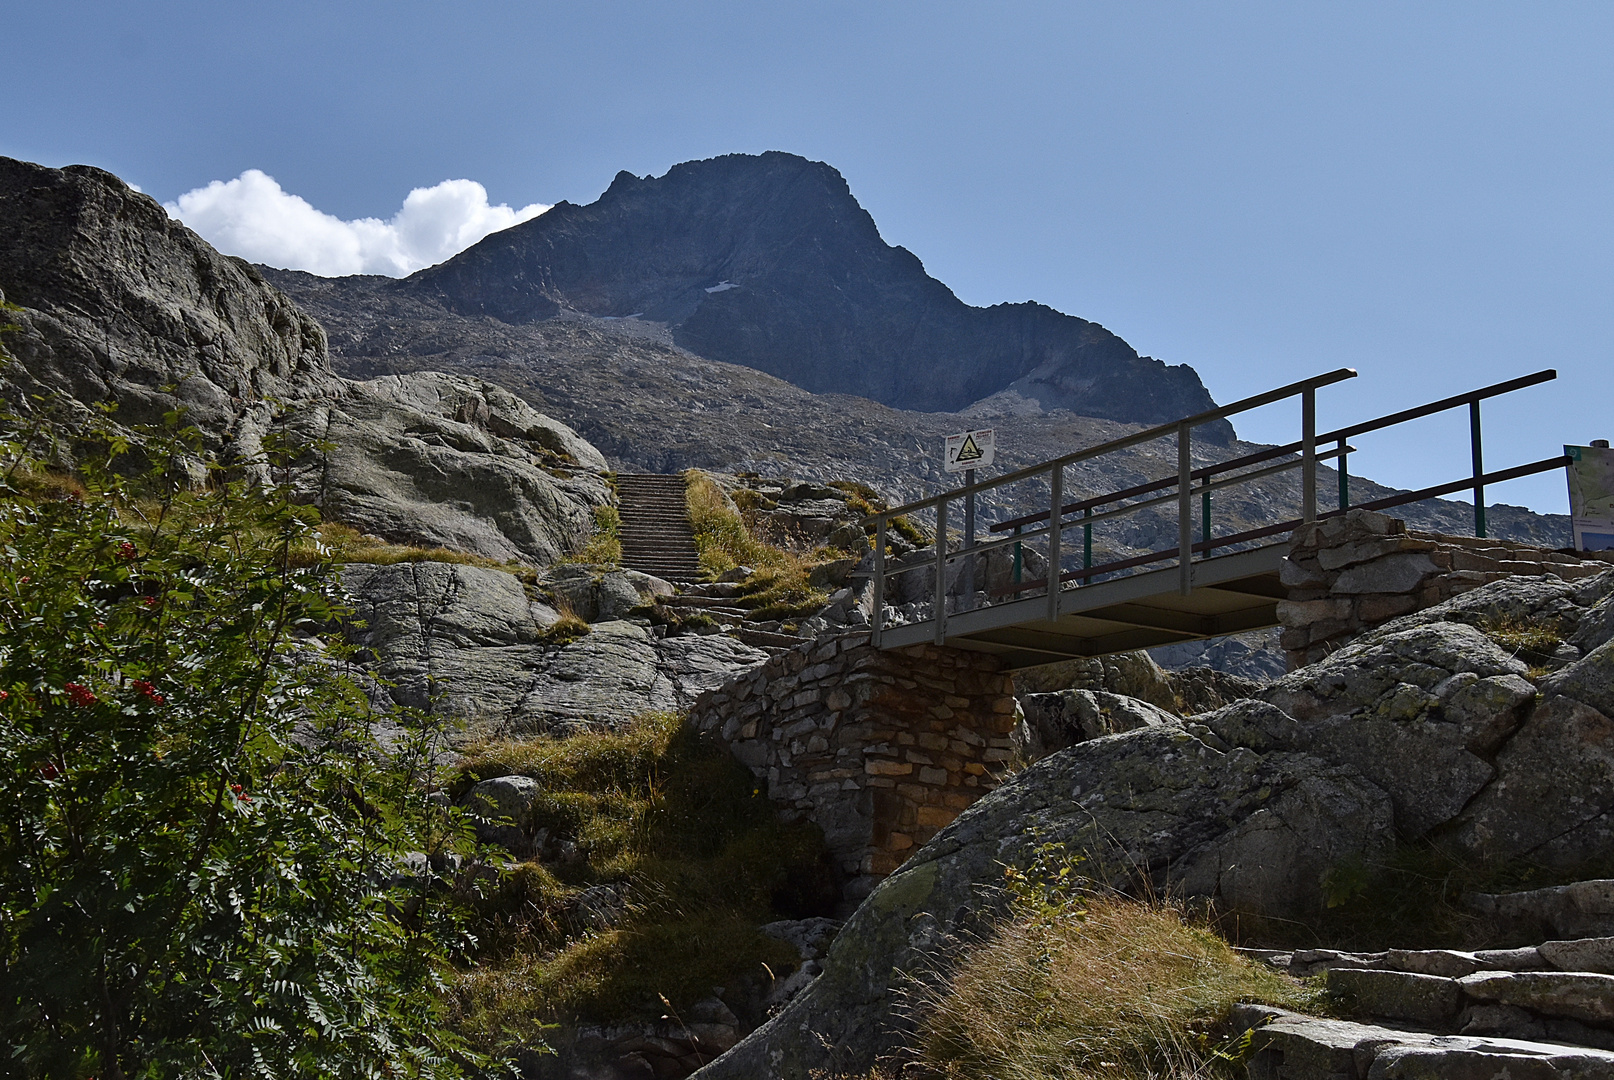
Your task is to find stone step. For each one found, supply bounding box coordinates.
[730,627,809,649]
[1235,1004,1614,1080]
[1269,937,1614,980]
[1322,965,1614,1048]
[1468,882,1614,942]
[679,582,741,599]
[617,473,700,582]
[664,595,751,610]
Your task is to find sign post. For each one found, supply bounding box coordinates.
[945,429,996,611]
[1567,442,1614,552]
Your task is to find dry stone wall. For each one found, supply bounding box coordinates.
[1280,509,1612,668]
[687,631,1017,900]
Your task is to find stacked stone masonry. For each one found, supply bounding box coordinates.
[687,631,1016,901]
[1279,509,1614,669]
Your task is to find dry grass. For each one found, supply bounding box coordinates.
[536,592,592,646]
[1478,614,1563,671]
[686,469,784,575]
[684,470,834,619]
[915,893,1317,1080]
[287,520,536,578]
[829,479,929,547]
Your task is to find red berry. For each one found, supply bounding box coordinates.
[64,682,97,707]
[132,679,165,704]
[142,597,159,609]
[231,783,242,793]
[115,541,138,560]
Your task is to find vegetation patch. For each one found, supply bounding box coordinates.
[828,479,929,547]
[565,504,623,567]
[1477,614,1563,673]
[290,519,538,580]
[916,886,1316,1080]
[684,470,839,618]
[446,712,831,1046]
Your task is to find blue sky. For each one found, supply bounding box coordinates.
[5,1,1611,514]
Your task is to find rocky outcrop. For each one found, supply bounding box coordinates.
[1014,688,1177,760]
[342,561,770,736]
[0,156,610,564]
[399,152,1230,434]
[0,158,336,438]
[1261,565,1614,865]
[1013,647,1267,718]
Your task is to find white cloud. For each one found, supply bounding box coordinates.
[164,170,550,277]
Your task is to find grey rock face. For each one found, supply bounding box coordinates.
[0,157,337,441]
[273,372,610,563]
[342,561,770,736]
[1261,622,1535,839]
[1015,689,1176,761]
[543,564,650,623]
[0,156,611,567]
[463,775,542,852]
[1451,641,1614,867]
[690,722,1394,1079]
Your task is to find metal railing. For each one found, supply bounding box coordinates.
[863,368,1564,648]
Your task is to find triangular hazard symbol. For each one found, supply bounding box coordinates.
[956,433,984,462]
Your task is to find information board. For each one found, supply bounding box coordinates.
[1566,444,1614,552]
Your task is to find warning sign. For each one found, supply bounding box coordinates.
[944,428,995,473]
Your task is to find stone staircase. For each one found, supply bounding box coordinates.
[1234,881,1614,1078]
[616,473,701,583]
[662,581,810,656]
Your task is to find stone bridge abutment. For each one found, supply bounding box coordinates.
[687,633,1016,902]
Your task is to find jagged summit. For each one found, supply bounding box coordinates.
[399,151,1228,434]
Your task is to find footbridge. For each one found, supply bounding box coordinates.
[865,368,1567,669]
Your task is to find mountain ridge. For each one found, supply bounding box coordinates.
[393,151,1232,436]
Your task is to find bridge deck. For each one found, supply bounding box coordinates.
[876,544,1287,669]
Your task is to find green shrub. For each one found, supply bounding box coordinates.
[0,414,493,1077]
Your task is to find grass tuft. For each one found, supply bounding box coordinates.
[288,520,536,579]
[563,504,622,567]
[1478,615,1563,668]
[915,893,1318,1080]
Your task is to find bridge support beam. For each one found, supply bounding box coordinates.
[689,632,1018,904]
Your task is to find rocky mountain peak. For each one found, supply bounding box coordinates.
[399,152,1232,437]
